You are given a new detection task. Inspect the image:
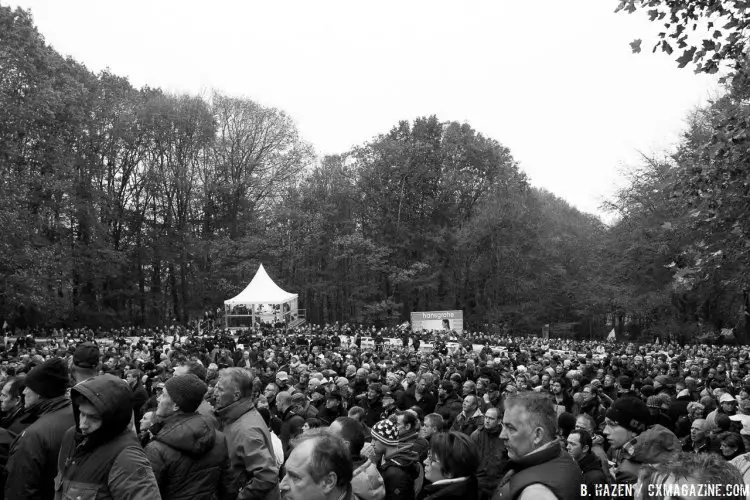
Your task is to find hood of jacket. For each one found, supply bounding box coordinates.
[383,446,420,470]
[154,411,217,455]
[71,374,133,449]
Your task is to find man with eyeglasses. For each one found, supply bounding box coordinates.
[471,407,508,500]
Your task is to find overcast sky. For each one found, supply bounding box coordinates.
[7,0,720,219]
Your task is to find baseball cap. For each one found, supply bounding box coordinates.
[73,342,100,369]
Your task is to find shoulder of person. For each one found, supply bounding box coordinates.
[517,483,559,500]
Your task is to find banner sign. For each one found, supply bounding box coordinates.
[419,342,434,353]
[410,310,464,334]
[361,337,375,350]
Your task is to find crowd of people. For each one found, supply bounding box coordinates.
[0,322,749,499]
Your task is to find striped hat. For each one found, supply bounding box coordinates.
[371,419,400,446]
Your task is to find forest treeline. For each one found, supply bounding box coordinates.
[1,5,748,341]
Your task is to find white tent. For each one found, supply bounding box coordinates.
[224,264,299,328]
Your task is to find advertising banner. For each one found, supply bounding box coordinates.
[410,310,464,334]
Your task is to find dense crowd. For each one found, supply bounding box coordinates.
[0,322,749,500]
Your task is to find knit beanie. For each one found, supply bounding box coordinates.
[25,358,69,399]
[606,396,649,433]
[371,419,400,446]
[165,374,207,413]
[640,385,655,398]
[558,412,576,435]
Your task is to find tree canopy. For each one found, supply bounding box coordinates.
[3,3,749,342]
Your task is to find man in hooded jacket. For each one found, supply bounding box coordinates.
[214,367,279,500]
[54,374,162,499]
[5,358,75,500]
[145,374,234,500]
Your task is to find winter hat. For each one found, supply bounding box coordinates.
[646,396,661,409]
[165,374,207,413]
[640,385,655,398]
[605,397,649,434]
[371,419,400,446]
[720,393,738,404]
[73,343,100,369]
[25,358,69,399]
[558,412,576,435]
[654,375,674,388]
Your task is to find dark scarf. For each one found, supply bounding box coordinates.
[19,395,70,426]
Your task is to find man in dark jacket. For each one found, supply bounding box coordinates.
[145,374,234,500]
[434,381,462,431]
[0,376,26,435]
[397,376,436,415]
[451,395,483,436]
[5,358,75,500]
[291,392,317,420]
[566,429,608,494]
[471,407,508,500]
[275,391,305,459]
[318,391,346,426]
[362,383,385,428]
[385,373,404,404]
[126,368,149,432]
[214,367,280,500]
[55,374,161,498]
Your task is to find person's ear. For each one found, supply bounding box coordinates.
[532,426,545,446]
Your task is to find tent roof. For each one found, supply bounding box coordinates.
[224,264,297,305]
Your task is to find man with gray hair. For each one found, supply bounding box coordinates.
[279,430,356,500]
[493,392,582,500]
[215,367,280,500]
